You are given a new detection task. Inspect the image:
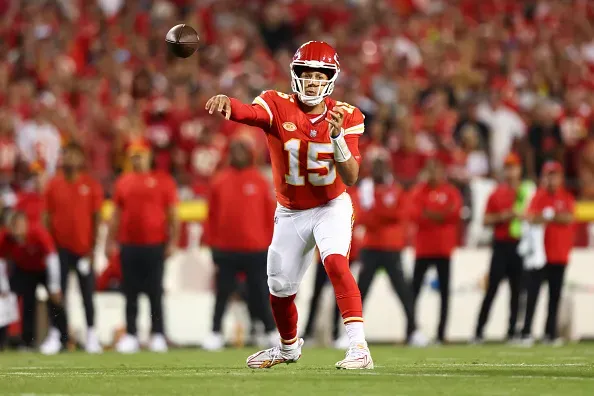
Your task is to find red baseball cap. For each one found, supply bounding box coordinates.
[126,139,152,156]
[542,160,563,174]
[504,153,521,167]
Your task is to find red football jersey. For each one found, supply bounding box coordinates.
[252,91,364,210]
[0,225,56,272]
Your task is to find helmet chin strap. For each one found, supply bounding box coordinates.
[298,93,325,106]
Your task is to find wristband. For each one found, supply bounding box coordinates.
[331,128,352,163]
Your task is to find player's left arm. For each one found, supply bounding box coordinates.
[327,106,364,186]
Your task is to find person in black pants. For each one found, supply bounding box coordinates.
[108,141,179,353]
[302,259,341,345]
[520,161,575,346]
[44,142,104,353]
[201,136,277,351]
[209,250,276,347]
[355,153,425,345]
[409,159,463,343]
[474,154,527,342]
[0,211,67,354]
[359,250,421,343]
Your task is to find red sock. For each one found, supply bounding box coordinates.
[269,293,298,344]
[324,254,363,324]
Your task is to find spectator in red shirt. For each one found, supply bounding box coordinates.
[409,158,462,343]
[201,135,276,351]
[354,150,426,346]
[44,142,103,353]
[15,162,45,226]
[520,161,575,345]
[0,210,67,354]
[107,141,179,353]
[474,153,527,343]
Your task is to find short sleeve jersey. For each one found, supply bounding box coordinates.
[254,90,365,210]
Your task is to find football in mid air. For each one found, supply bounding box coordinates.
[166,24,199,58]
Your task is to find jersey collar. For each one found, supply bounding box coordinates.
[308,103,327,125]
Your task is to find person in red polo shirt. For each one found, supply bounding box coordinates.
[15,162,45,226]
[409,158,462,343]
[44,142,103,353]
[0,210,67,354]
[474,153,533,343]
[107,140,179,353]
[354,150,427,347]
[520,161,575,345]
[201,135,276,351]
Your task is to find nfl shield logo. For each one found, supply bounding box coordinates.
[310,130,317,138]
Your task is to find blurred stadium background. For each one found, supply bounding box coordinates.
[2,0,594,351]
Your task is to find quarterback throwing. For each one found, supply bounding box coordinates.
[205,41,373,369]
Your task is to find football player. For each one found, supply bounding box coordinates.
[205,41,373,369]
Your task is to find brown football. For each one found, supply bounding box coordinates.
[166,24,199,58]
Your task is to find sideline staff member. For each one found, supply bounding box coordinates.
[520,161,574,345]
[409,158,462,343]
[0,211,66,354]
[45,142,103,353]
[355,151,425,346]
[108,140,178,353]
[474,153,531,342]
[201,135,277,351]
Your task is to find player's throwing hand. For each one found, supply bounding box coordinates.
[326,106,345,137]
[205,95,231,120]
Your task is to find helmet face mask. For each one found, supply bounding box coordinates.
[290,41,341,106]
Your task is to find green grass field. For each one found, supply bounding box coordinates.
[1,344,594,395]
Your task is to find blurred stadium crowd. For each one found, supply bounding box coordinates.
[1,0,594,199]
[0,0,594,349]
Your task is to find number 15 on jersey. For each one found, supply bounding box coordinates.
[284,139,336,187]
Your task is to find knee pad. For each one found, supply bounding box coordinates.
[267,275,293,297]
[267,248,295,297]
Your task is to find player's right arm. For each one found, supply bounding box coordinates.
[205,94,272,130]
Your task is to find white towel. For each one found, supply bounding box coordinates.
[0,259,9,294]
[358,177,375,210]
[0,293,19,327]
[517,221,546,270]
[358,175,394,211]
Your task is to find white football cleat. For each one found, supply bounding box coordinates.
[516,336,535,348]
[408,330,429,347]
[149,334,168,353]
[246,338,304,369]
[85,329,103,354]
[40,328,62,355]
[335,341,374,370]
[115,334,140,354]
[202,333,225,351]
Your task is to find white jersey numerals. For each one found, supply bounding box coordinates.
[335,101,356,115]
[284,139,336,187]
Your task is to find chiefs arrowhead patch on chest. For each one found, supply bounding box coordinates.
[283,122,297,132]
